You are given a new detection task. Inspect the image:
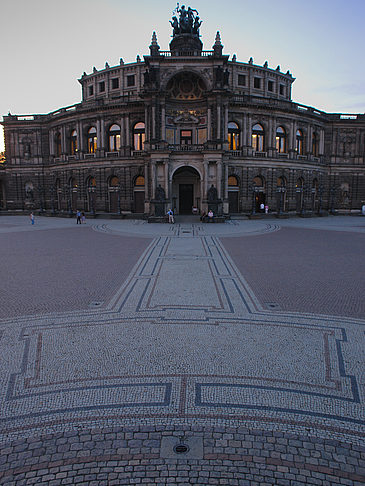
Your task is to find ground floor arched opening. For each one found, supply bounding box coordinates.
[172,166,201,214]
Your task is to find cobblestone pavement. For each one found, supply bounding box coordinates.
[0,215,364,484]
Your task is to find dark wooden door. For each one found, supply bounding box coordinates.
[179,184,193,214]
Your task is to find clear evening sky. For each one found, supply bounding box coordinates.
[1,0,364,153]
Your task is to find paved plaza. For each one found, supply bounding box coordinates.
[0,215,364,485]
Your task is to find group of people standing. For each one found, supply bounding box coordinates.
[76,210,86,224]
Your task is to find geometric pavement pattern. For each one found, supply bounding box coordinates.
[0,217,364,450]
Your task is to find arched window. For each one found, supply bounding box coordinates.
[109,176,119,187]
[253,175,264,188]
[133,122,145,151]
[312,132,319,156]
[228,175,238,186]
[55,132,62,156]
[296,177,304,190]
[228,122,240,150]
[252,124,264,152]
[70,177,78,190]
[276,126,286,153]
[135,175,145,186]
[296,129,303,155]
[70,130,78,155]
[108,124,121,152]
[88,176,96,188]
[87,127,97,153]
[277,176,286,187]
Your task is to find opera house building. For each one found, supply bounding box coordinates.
[1,7,364,217]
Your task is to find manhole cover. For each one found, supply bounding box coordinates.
[173,444,190,454]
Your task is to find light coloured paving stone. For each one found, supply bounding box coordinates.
[0,215,364,453]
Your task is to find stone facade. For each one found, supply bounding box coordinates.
[1,11,365,216]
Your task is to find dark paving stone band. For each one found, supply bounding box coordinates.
[0,426,364,485]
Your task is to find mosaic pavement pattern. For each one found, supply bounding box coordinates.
[0,215,364,484]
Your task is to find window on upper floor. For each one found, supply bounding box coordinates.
[55,132,62,156]
[111,78,119,89]
[108,124,121,152]
[87,127,97,153]
[276,126,286,153]
[312,132,319,156]
[99,81,105,93]
[279,84,285,96]
[135,176,145,187]
[70,130,78,155]
[133,122,145,150]
[268,80,274,92]
[252,124,264,152]
[228,122,240,150]
[127,74,135,87]
[238,74,246,86]
[88,85,94,96]
[228,175,239,187]
[296,129,304,155]
[254,77,261,89]
[180,129,192,145]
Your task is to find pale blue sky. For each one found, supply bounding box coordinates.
[1,0,364,152]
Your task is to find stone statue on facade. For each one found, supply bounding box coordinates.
[171,4,200,36]
[156,184,166,200]
[207,184,218,202]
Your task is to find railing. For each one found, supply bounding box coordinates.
[253,151,267,157]
[159,50,214,57]
[168,144,205,152]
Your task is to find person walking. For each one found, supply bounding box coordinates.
[29,212,35,225]
[81,212,86,223]
[76,210,81,224]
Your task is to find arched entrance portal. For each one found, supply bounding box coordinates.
[172,166,201,215]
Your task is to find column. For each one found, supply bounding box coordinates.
[61,125,66,154]
[49,129,55,156]
[207,106,212,140]
[164,161,168,198]
[306,125,312,153]
[204,160,209,198]
[77,121,83,152]
[290,120,296,151]
[241,114,246,147]
[152,106,156,140]
[224,104,229,140]
[120,116,125,147]
[144,163,149,199]
[319,128,325,155]
[96,119,101,151]
[161,105,166,141]
[151,161,156,199]
[217,104,221,140]
[217,160,222,199]
[144,106,149,142]
[224,163,229,200]
[125,114,130,147]
[100,118,105,150]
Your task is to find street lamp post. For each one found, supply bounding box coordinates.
[330,185,337,214]
[37,185,44,213]
[50,185,56,215]
[276,186,286,216]
[118,184,122,215]
[317,184,324,215]
[88,186,96,216]
[250,183,258,215]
